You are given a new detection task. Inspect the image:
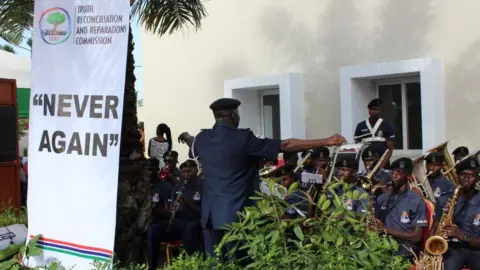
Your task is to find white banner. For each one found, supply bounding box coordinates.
[27,0,129,268]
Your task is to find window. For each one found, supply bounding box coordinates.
[259,89,281,140]
[375,77,423,150]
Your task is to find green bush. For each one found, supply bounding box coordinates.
[0,203,27,227]
[166,181,411,270]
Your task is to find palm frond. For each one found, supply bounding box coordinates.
[132,0,208,36]
[0,44,16,54]
[0,0,34,45]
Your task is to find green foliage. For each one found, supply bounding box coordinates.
[131,0,208,36]
[46,12,66,26]
[166,182,411,270]
[0,0,33,45]
[0,204,27,227]
[18,119,29,137]
[0,44,16,53]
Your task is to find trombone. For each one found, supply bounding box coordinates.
[356,149,390,191]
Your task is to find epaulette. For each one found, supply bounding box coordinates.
[237,128,250,131]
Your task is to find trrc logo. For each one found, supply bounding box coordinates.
[39,7,72,45]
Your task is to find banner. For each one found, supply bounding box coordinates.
[27,0,129,268]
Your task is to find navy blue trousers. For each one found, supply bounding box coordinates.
[147,219,202,270]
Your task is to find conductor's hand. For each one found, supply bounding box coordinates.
[326,134,347,146]
[178,132,191,144]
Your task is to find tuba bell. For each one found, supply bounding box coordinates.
[411,156,437,203]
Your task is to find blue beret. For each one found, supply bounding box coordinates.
[425,152,444,164]
[391,157,413,171]
[210,98,241,111]
[362,145,382,160]
[312,147,330,159]
[455,152,480,173]
[336,154,358,170]
[453,146,469,156]
[367,98,382,108]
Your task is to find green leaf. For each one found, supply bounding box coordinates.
[359,192,369,200]
[293,226,304,241]
[345,190,353,199]
[352,190,360,200]
[288,181,299,193]
[336,237,344,247]
[321,200,331,211]
[28,246,43,257]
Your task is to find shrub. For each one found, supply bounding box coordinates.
[166,181,411,270]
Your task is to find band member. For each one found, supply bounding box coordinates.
[452,146,469,164]
[264,158,278,168]
[326,155,369,215]
[177,97,347,257]
[296,149,319,190]
[357,145,391,198]
[432,153,480,270]
[425,152,455,202]
[354,98,394,168]
[275,164,309,219]
[147,160,203,270]
[315,146,331,174]
[375,158,428,260]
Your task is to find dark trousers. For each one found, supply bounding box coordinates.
[443,244,480,270]
[204,218,249,266]
[147,219,202,270]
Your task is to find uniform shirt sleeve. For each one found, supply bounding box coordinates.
[412,199,428,227]
[246,131,281,160]
[354,122,362,137]
[374,193,387,219]
[284,191,308,218]
[382,122,395,140]
[188,132,202,159]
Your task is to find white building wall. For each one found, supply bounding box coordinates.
[142,0,480,160]
[0,50,30,88]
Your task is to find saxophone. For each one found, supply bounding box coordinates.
[365,183,387,233]
[424,186,461,256]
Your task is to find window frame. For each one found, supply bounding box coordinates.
[258,88,280,138]
[373,76,422,157]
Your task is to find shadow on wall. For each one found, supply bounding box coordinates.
[446,40,480,148]
[257,0,435,138]
[210,60,249,100]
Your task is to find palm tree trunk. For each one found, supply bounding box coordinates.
[114,24,152,266]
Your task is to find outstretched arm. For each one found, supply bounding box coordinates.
[178,132,195,147]
[280,135,346,152]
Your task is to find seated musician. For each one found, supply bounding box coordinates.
[452,146,469,164]
[326,155,369,215]
[432,154,480,270]
[425,152,455,203]
[264,158,278,168]
[357,145,392,198]
[375,158,428,260]
[275,164,310,219]
[147,160,203,270]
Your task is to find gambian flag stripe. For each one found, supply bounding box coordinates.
[29,236,112,261]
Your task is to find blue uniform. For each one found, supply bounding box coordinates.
[354,118,394,155]
[435,191,480,270]
[375,189,428,257]
[191,121,281,256]
[326,185,369,215]
[429,174,455,203]
[357,168,392,185]
[284,190,309,219]
[147,180,203,269]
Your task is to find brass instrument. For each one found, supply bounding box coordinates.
[424,186,461,256]
[294,150,312,174]
[426,141,458,185]
[356,149,390,191]
[259,166,277,179]
[365,184,387,233]
[411,155,436,203]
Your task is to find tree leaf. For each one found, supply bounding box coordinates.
[359,192,369,200]
[293,226,304,241]
[321,200,331,211]
[352,190,360,200]
[28,246,43,257]
[336,237,344,247]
